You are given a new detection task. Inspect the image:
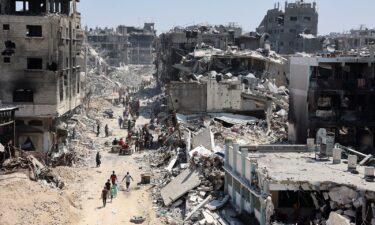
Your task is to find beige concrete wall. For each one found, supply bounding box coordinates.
[207,79,242,112]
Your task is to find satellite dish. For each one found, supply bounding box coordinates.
[327,45,336,53]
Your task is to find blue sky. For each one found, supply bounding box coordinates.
[78,0,375,35]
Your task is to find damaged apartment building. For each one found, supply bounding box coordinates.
[118,23,156,65]
[289,52,375,153]
[257,0,321,54]
[86,27,128,67]
[154,23,243,85]
[86,23,156,67]
[0,0,85,152]
[224,140,375,225]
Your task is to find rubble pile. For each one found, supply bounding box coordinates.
[174,44,286,85]
[1,151,65,189]
[147,122,227,224]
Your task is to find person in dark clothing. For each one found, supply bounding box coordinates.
[96,152,101,167]
[112,138,118,145]
[127,120,131,131]
[104,124,109,137]
[97,124,100,137]
[105,179,112,200]
[101,186,108,207]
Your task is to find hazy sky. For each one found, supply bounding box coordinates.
[78,0,375,35]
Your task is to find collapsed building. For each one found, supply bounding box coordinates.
[257,0,321,54]
[0,0,86,152]
[289,53,375,152]
[154,23,243,85]
[166,46,288,114]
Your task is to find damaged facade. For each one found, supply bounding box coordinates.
[0,0,86,152]
[120,23,156,65]
[257,0,321,54]
[86,23,156,67]
[86,27,128,66]
[289,54,375,152]
[225,141,375,225]
[154,23,243,85]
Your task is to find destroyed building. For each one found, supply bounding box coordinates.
[154,23,242,84]
[86,27,128,66]
[118,23,156,65]
[166,46,288,114]
[325,26,375,51]
[0,0,86,152]
[257,0,321,54]
[87,23,156,67]
[224,141,375,225]
[289,54,375,153]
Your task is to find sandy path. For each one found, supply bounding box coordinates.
[77,100,162,225]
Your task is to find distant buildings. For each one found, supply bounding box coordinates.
[257,0,320,54]
[325,26,375,51]
[0,0,85,152]
[86,23,156,67]
[121,23,156,65]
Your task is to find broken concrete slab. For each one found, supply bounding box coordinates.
[161,169,201,206]
[326,212,351,225]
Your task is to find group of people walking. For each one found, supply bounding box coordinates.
[101,171,134,207]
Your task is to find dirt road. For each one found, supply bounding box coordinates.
[77,100,162,225]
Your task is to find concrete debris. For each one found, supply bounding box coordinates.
[161,169,201,206]
[326,212,351,225]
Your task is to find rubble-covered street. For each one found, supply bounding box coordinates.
[1,0,375,225]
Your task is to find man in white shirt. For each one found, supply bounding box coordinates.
[122,172,134,191]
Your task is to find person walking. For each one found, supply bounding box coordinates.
[96,124,100,137]
[122,172,134,192]
[105,124,109,137]
[105,179,112,201]
[110,171,118,185]
[118,116,123,129]
[96,152,101,167]
[101,186,108,207]
[111,183,118,198]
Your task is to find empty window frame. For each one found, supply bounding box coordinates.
[290,16,298,21]
[304,17,311,21]
[13,89,33,102]
[16,1,29,12]
[3,57,10,63]
[26,25,42,37]
[3,24,10,30]
[27,58,43,70]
